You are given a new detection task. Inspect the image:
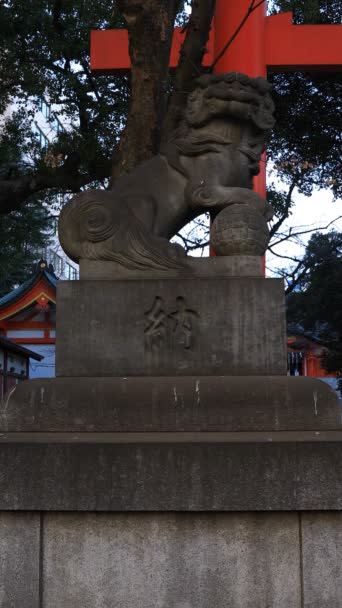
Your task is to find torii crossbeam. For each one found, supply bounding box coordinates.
[90,0,342,211]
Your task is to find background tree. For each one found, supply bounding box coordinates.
[0,0,340,274]
[266,0,341,262]
[286,231,342,389]
[0,200,53,296]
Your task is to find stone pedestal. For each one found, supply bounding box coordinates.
[56,277,286,376]
[1,265,342,606]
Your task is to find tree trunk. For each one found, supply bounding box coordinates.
[112,0,179,182]
[163,0,216,138]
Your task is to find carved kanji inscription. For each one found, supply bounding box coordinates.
[144,296,199,351]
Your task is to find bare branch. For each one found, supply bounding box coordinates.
[269,178,298,239]
[270,216,342,248]
[175,231,210,252]
[267,247,302,264]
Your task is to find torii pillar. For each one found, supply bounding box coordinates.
[213,1,268,199]
[212,0,341,199]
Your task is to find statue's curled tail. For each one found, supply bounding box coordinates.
[58,191,186,272]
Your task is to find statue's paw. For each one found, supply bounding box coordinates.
[243,190,274,221]
[222,188,274,221]
[211,203,270,257]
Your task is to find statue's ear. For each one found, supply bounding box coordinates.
[251,95,276,131]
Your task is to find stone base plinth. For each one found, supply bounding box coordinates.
[0,375,341,511]
[2,511,342,608]
[1,374,342,605]
[56,277,286,376]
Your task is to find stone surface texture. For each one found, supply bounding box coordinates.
[0,512,40,608]
[79,255,263,280]
[42,512,300,608]
[56,277,286,377]
[0,375,338,432]
[1,441,342,511]
[302,513,342,607]
[1,511,342,607]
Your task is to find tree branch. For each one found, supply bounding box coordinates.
[0,160,111,215]
[163,0,216,137]
[269,178,298,239]
[270,216,342,248]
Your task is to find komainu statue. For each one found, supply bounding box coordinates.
[59,72,275,271]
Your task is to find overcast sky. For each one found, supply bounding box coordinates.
[267,187,342,277]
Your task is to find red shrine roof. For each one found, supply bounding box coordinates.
[0,260,57,322]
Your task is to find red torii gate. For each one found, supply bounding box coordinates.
[90,0,342,213]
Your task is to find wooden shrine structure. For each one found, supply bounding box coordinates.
[0,335,43,398]
[0,260,57,378]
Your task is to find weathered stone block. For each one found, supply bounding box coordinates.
[0,512,40,608]
[1,440,342,511]
[1,376,339,433]
[42,512,301,608]
[302,512,342,607]
[56,278,286,376]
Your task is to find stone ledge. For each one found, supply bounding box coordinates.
[1,440,342,511]
[2,430,342,443]
[1,376,339,433]
[80,256,264,280]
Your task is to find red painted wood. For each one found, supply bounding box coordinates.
[91,27,214,74]
[4,322,55,329]
[306,353,336,378]
[8,338,55,345]
[91,13,342,75]
[0,279,56,321]
[213,0,267,77]
[213,0,267,267]
[266,13,342,72]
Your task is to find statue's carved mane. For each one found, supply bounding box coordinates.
[196,72,275,130]
[163,72,275,178]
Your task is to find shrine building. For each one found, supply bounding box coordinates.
[0,336,43,399]
[0,260,57,379]
[287,328,338,392]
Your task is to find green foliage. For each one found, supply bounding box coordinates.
[287,231,342,377]
[268,0,341,208]
[0,198,53,296]
[269,71,341,200]
[0,0,130,184]
[271,0,341,24]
